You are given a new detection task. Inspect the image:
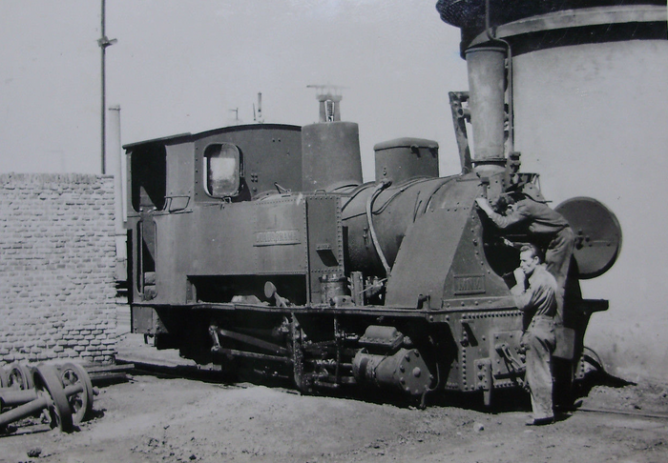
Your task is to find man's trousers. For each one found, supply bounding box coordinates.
[522,316,556,420]
[546,226,575,323]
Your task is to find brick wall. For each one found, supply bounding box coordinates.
[0,173,117,365]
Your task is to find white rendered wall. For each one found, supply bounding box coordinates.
[512,39,668,381]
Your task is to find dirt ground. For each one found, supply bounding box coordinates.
[1,334,667,463]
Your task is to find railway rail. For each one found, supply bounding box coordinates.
[577,406,668,421]
[117,349,668,423]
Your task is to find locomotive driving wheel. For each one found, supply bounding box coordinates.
[34,365,74,433]
[58,363,94,424]
[291,317,308,393]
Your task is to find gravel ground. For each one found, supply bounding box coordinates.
[0,335,666,463]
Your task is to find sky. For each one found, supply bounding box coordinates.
[0,0,467,179]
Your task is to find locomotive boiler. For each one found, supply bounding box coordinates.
[125,49,621,406]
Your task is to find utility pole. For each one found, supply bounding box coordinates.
[98,0,117,174]
[108,105,126,280]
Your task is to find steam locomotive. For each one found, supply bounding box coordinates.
[125,48,621,406]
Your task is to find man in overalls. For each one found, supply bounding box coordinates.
[510,244,558,425]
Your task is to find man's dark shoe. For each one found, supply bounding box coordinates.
[525,417,554,426]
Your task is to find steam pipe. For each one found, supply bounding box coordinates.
[366,180,393,276]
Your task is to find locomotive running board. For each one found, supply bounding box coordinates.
[133,298,606,319]
[135,299,521,319]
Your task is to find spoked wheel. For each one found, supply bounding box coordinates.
[7,363,34,390]
[34,365,73,433]
[58,363,94,424]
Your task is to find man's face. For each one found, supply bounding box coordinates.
[519,250,539,276]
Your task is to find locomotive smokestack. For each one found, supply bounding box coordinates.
[317,94,342,122]
[465,45,507,171]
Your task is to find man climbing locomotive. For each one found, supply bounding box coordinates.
[475,188,575,324]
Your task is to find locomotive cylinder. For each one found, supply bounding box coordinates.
[352,348,433,396]
[302,121,363,191]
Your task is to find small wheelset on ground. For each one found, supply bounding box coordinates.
[0,362,95,434]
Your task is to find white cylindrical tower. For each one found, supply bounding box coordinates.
[437,1,668,380]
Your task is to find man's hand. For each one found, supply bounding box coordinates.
[502,237,515,248]
[513,267,526,289]
[475,197,494,215]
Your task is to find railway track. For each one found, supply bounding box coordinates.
[577,406,668,421]
[117,354,668,423]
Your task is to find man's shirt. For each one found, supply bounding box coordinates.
[487,198,569,236]
[511,265,558,318]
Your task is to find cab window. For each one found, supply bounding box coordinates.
[204,143,241,198]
